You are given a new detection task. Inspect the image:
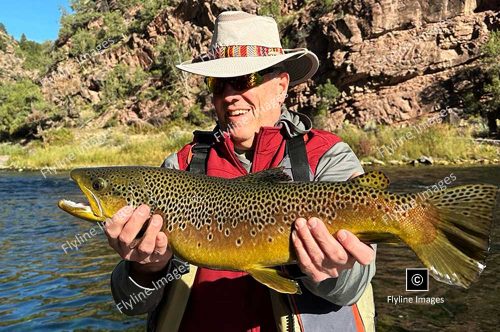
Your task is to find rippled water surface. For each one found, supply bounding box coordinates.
[0,165,498,331]
[372,166,500,332]
[0,172,144,331]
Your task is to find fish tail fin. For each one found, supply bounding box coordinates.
[411,184,497,288]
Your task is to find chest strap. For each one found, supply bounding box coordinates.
[286,135,310,182]
[188,130,310,181]
[188,130,215,175]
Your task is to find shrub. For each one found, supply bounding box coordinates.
[99,11,127,41]
[129,0,171,33]
[257,0,281,18]
[40,127,75,146]
[100,64,149,109]
[69,28,97,57]
[17,36,53,72]
[187,104,210,126]
[461,31,500,135]
[314,79,341,126]
[0,79,56,138]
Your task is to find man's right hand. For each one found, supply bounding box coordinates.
[104,204,173,278]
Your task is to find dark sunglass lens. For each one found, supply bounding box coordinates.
[210,73,264,94]
[232,76,250,91]
[214,79,225,94]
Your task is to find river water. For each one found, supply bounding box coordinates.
[0,166,498,331]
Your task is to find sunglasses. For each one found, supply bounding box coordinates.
[205,68,278,95]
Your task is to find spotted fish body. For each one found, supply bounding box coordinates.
[59,166,498,293]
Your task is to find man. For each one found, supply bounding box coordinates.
[106,11,376,332]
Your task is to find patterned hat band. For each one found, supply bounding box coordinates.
[193,45,285,63]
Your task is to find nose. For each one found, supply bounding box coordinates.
[222,82,243,103]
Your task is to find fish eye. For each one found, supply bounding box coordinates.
[92,178,107,191]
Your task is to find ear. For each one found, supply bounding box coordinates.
[277,72,290,103]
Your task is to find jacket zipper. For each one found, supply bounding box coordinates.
[286,312,295,332]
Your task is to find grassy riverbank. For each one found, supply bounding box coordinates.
[0,121,498,171]
[336,122,499,166]
[0,121,202,171]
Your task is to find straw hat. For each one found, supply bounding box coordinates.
[176,11,319,86]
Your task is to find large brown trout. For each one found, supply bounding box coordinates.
[58,166,497,294]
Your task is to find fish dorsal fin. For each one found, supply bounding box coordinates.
[350,171,390,189]
[233,167,292,183]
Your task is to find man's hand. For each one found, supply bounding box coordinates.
[292,217,374,283]
[104,204,173,276]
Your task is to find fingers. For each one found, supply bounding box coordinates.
[105,205,134,237]
[294,217,346,280]
[294,218,325,262]
[103,204,173,273]
[104,205,134,249]
[118,204,151,250]
[307,217,349,265]
[291,229,330,281]
[136,214,163,257]
[292,218,373,281]
[335,229,375,266]
[155,231,169,255]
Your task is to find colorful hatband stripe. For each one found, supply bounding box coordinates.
[197,45,284,62]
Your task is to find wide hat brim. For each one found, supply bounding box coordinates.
[176,48,319,86]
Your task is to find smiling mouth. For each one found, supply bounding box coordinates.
[228,109,250,116]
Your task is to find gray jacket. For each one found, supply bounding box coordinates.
[110,110,376,331]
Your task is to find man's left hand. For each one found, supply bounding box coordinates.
[292,217,374,283]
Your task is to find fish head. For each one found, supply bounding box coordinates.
[59,167,149,222]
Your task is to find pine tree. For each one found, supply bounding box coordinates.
[19,33,27,45]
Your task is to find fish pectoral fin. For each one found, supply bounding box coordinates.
[233,167,292,183]
[350,171,390,189]
[247,267,301,294]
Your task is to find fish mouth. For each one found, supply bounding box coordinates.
[80,183,105,218]
[58,198,106,222]
[58,172,106,222]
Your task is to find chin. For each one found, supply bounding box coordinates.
[229,131,254,147]
[230,132,250,142]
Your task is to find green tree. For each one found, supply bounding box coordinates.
[19,33,27,44]
[462,31,500,136]
[58,1,99,40]
[16,36,52,72]
[0,79,56,138]
[69,28,97,56]
[100,64,149,110]
[99,11,126,41]
[129,0,170,33]
[0,22,7,34]
[313,79,341,127]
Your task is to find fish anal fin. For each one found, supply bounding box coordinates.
[356,232,400,244]
[247,266,301,294]
[234,167,292,183]
[350,171,390,189]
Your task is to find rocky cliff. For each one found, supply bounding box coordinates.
[309,0,500,128]
[0,30,30,82]
[4,0,500,135]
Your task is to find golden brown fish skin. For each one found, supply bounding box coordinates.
[69,167,436,269]
[64,166,497,289]
[158,181,440,270]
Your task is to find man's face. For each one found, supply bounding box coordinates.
[212,71,289,151]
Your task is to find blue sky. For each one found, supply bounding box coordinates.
[0,0,71,42]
